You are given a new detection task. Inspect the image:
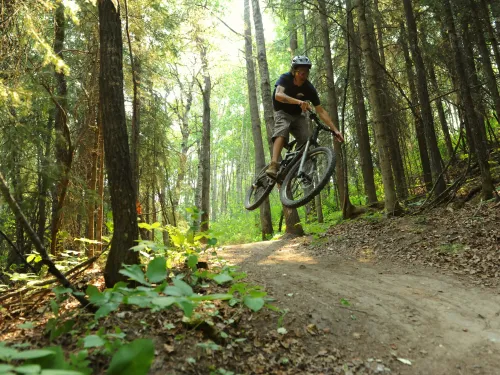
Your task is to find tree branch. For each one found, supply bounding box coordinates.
[0,170,95,311]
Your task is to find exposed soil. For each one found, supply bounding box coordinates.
[1,201,499,374]
[218,201,500,375]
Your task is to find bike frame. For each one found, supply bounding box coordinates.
[274,112,332,184]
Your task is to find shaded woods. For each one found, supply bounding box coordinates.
[0,0,499,373]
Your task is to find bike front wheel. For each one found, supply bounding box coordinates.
[280,147,335,208]
[244,164,276,210]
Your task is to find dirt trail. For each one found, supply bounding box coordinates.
[222,239,500,375]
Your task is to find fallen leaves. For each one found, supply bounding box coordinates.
[313,202,500,288]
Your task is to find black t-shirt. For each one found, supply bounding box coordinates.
[272,72,321,115]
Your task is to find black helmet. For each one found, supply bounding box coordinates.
[291,55,312,69]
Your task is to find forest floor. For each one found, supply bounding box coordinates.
[212,200,500,375]
[1,200,499,375]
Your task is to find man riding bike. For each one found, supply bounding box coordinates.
[266,55,344,178]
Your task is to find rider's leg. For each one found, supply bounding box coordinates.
[266,137,282,177]
[289,113,311,148]
[271,136,286,163]
[266,111,292,178]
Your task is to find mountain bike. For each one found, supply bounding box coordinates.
[244,111,336,210]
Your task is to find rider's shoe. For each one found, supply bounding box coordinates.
[265,161,280,179]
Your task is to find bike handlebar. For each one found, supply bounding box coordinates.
[307,110,334,133]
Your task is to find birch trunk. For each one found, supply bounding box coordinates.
[244,0,273,239]
[252,0,303,235]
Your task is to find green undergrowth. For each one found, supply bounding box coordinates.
[1,216,275,375]
[302,210,343,237]
[212,197,346,245]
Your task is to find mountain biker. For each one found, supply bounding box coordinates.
[266,56,344,178]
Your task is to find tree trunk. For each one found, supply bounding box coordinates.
[96,105,105,253]
[443,0,494,200]
[7,150,26,269]
[252,0,303,235]
[37,110,54,246]
[86,110,99,257]
[124,0,140,197]
[400,22,432,191]
[172,75,196,220]
[403,0,446,196]
[301,5,308,53]
[318,0,355,218]
[51,2,72,255]
[251,0,274,156]
[199,45,211,236]
[461,19,489,147]
[480,0,500,72]
[98,0,139,287]
[288,8,298,57]
[366,1,406,200]
[244,0,273,239]
[428,63,454,160]
[194,139,203,229]
[373,0,386,66]
[387,118,407,200]
[471,0,500,119]
[357,0,400,214]
[489,0,500,35]
[347,0,377,205]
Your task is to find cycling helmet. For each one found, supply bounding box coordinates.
[291,55,312,69]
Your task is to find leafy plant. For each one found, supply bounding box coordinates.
[106,339,154,375]
[0,342,88,374]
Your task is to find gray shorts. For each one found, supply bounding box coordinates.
[272,110,311,146]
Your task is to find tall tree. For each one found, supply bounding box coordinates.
[244,0,273,239]
[251,0,274,155]
[365,1,407,200]
[98,0,139,287]
[442,0,494,200]
[399,22,432,191]
[480,0,500,72]
[252,0,304,236]
[426,60,454,160]
[373,0,386,66]
[198,42,211,235]
[169,70,196,221]
[346,0,377,205]
[318,0,355,218]
[403,0,446,196]
[124,0,141,196]
[357,0,400,214]
[470,0,500,120]
[50,2,73,255]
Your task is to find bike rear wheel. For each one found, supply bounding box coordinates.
[280,147,335,208]
[244,164,276,210]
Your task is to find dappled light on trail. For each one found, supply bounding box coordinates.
[357,247,375,263]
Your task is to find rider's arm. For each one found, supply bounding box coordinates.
[315,105,345,142]
[275,85,309,111]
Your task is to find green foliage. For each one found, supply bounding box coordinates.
[340,298,350,306]
[85,223,266,324]
[361,211,384,223]
[0,342,88,374]
[106,339,154,375]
